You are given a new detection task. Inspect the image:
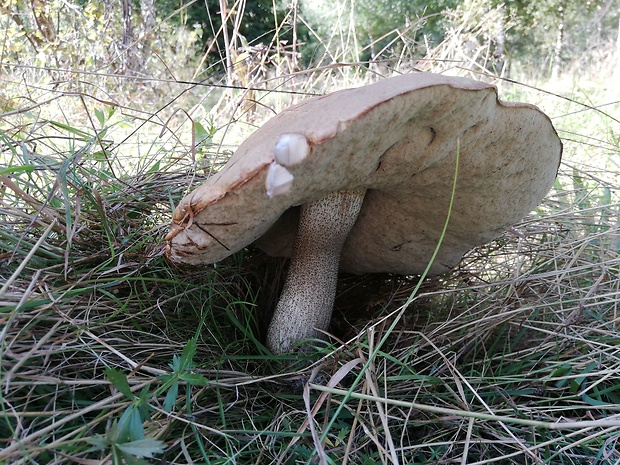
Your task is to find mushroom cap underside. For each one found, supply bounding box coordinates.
[166,73,562,275]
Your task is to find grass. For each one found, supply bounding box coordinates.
[2,6,620,465]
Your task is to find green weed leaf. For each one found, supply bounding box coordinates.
[163,381,179,412]
[47,120,91,138]
[95,107,105,126]
[549,364,572,388]
[181,372,210,386]
[86,435,110,452]
[158,338,205,411]
[194,121,212,144]
[118,406,145,441]
[570,361,598,393]
[87,420,163,463]
[581,392,609,407]
[106,368,135,400]
[117,454,150,465]
[0,165,34,175]
[116,438,166,459]
[180,337,198,369]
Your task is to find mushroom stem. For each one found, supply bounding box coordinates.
[267,190,366,353]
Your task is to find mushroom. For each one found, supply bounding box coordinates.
[166,73,562,354]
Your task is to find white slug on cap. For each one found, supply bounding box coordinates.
[274,133,310,166]
[265,162,294,198]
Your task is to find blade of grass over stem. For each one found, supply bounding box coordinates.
[315,140,461,437]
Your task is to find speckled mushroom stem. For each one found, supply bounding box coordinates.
[267,190,366,354]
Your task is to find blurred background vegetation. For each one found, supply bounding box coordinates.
[2,0,619,83]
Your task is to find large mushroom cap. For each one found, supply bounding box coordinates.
[166,73,562,276]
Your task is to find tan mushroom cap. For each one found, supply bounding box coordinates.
[166,73,562,276]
